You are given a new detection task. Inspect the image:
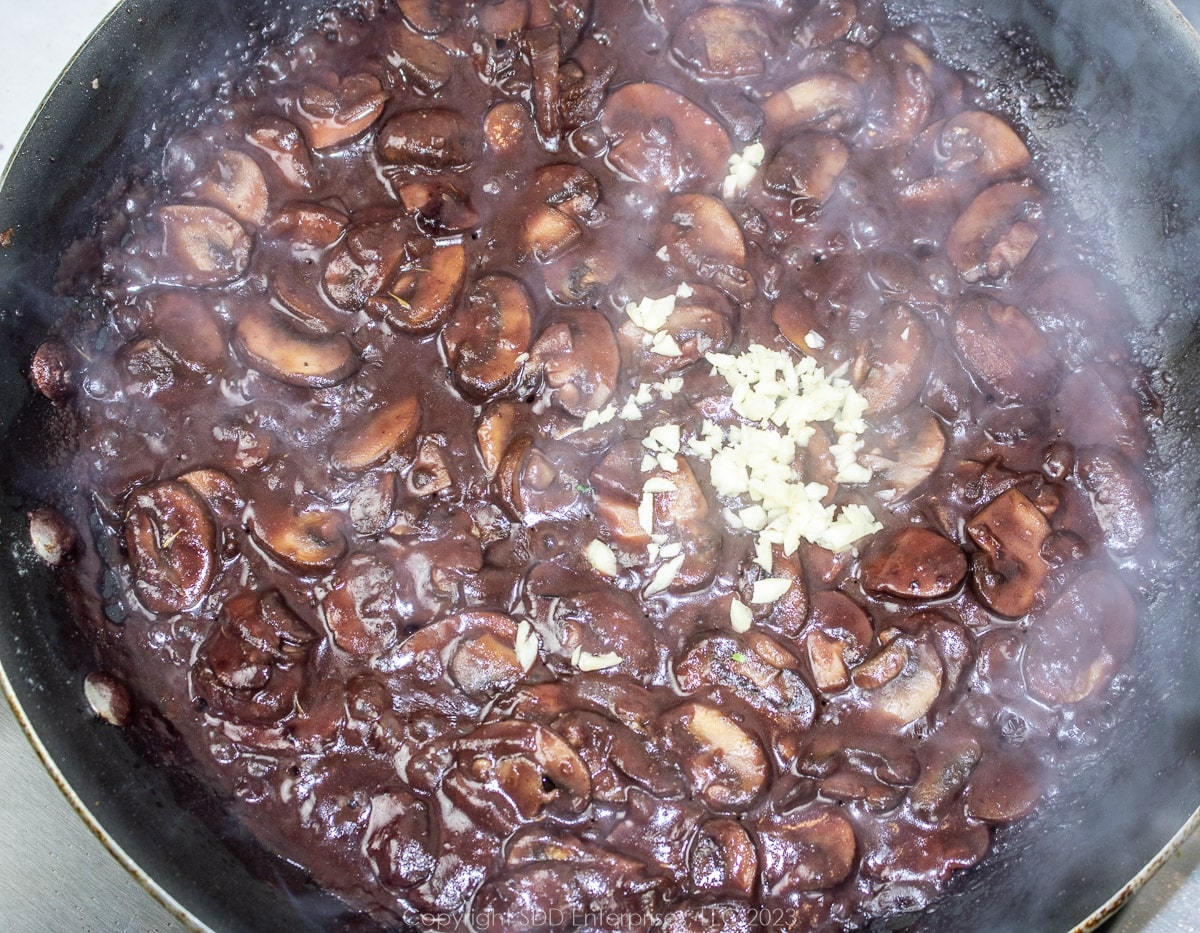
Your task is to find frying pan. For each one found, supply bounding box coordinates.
[0,0,1198,930]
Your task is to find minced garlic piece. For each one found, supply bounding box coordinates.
[730,598,754,633]
[644,553,686,597]
[751,577,793,604]
[572,647,623,672]
[514,620,539,672]
[586,539,618,577]
[722,142,766,199]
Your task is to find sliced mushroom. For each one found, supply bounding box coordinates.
[323,212,410,311]
[396,0,453,33]
[658,701,769,811]
[619,285,735,377]
[963,750,1043,823]
[860,525,966,600]
[659,194,754,301]
[853,632,944,726]
[484,101,535,154]
[234,306,359,388]
[442,720,592,830]
[793,0,859,49]
[947,180,1045,282]
[675,632,816,736]
[29,341,75,402]
[333,395,421,471]
[798,728,919,811]
[690,818,758,897]
[124,481,217,614]
[966,488,1052,619]
[386,21,453,93]
[476,402,524,476]
[191,150,269,227]
[263,201,347,254]
[1078,447,1154,556]
[529,311,620,417]
[408,436,454,497]
[756,806,857,893]
[859,407,946,503]
[600,82,732,192]
[909,733,981,822]
[917,110,1030,182]
[672,6,771,79]
[953,296,1056,402]
[246,116,316,190]
[552,709,685,803]
[271,264,347,334]
[860,37,934,149]
[801,590,874,693]
[248,502,346,572]
[763,74,864,133]
[1024,571,1137,706]
[858,304,931,414]
[442,274,534,399]
[145,290,227,375]
[378,108,480,171]
[365,791,437,891]
[296,71,389,150]
[157,205,251,286]
[763,132,850,207]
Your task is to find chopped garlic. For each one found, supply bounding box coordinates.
[722,141,767,199]
[640,453,658,472]
[730,598,754,633]
[659,541,682,560]
[751,577,793,604]
[514,620,539,672]
[620,398,643,421]
[650,331,683,357]
[626,294,676,333]
[573,648,623,672]
[581,404,618,430]
[647,423,682,454]
[638,492,654,534]
[642,477,677,494]
[804,330,826,350]
[644,553,686,596]
[586,539,618,577]
[675,283,695,299]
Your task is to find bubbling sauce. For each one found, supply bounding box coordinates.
[31,0,1158,929]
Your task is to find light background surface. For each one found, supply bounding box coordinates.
[1,1,1198,931]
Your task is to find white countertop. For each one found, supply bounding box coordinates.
[1,2,1198,931]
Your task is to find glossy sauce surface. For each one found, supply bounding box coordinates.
[33,1,1159,929]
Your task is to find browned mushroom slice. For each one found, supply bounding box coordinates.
[552,709,684,802]
[659,194,754,300]
[378,108,479,171]
[965,488,1052,619]
[952,296,1056,402]
[409,437,455,497]
[443,720,592,829]
[860,37,934,149]
[1077,447,1154,556]
[29,341,75,402]
[296,71,389,150]
[1024,571,1137,706]
[263,201,347,253]
[658,701,769,811]
[246,116,316,190]
[529,311,620,417]
[859,407,946,503]
[321,553,402,658]
[600,82,733,192]
[793,0,859,48]
[370,238,467,334]
[963,750,1043,823]
[921,110,1031,180]
[178,468,244,525]
[852,632,944,726]
[157,205,251,286]
[271,265,346,334]
[249,502,346,572]
[763,73,864,133]
[484,100,535,154]
[386,21,453,94]
[396,0,452,33]
[476,402,523,476]
[402,611,520,694]
[521,205,582,260]
[333,396,421,472]
[124,481,217,614]
[763,132,850,207]
[947,180,1045,282]
[365,792,436,891]
[193,612,305,724]
[690,818,758,897]
[675,632,816,734]
[801,590,874,693]
[858,304,931,414]
[494,436,573,518]
[860,526,966,599]
[145,291,227,374]
[323,213,409,311]
[225,589,317,659]
[672,6,770,79]
[234,306,359,388]
[758,807,857,895]
[189,150,269,228]
[908,733,981,822]
[442,274,533,399]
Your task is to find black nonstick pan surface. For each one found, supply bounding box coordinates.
[0,1,1198,930]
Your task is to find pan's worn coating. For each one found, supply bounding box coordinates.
[0,1,1197,931]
